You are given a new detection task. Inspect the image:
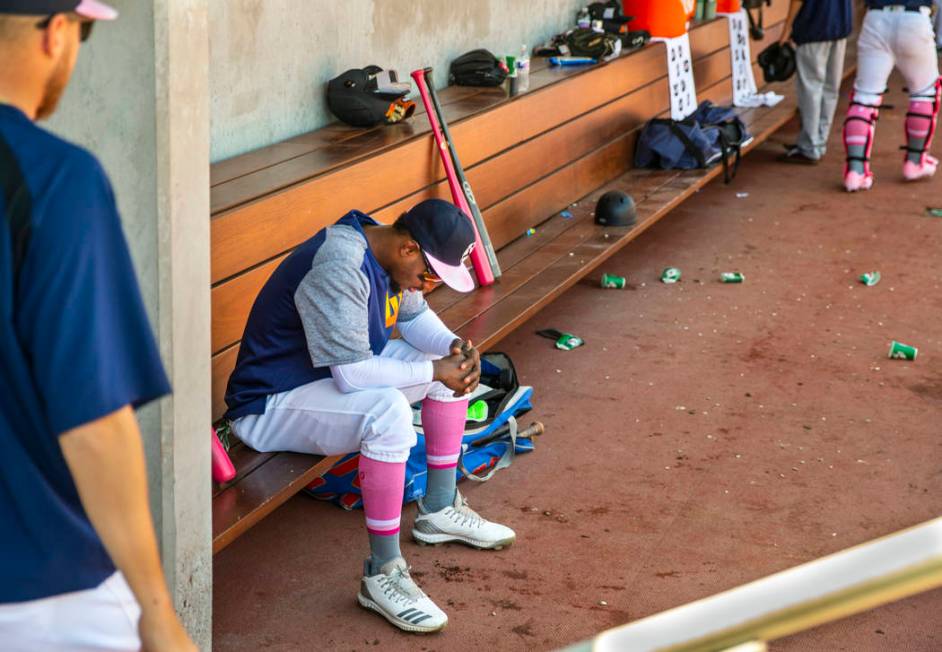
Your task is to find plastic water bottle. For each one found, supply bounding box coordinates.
[211,427,236,483]
[517,44,530,93]
[577,7,590,28]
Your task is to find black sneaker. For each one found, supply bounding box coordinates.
[778,147,819,165]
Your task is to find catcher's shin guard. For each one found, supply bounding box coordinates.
[843,92,881,192]
[902,78,941,180]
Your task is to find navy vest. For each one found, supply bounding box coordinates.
[224,212,400,419]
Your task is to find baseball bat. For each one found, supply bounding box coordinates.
[469,421,544,449]
[411,68,496,287]
[422,68,502,280]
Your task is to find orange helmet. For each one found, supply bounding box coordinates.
[623,0,691,38]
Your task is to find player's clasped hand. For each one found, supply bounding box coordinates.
[456,339,481,396]
[433,339,481,397]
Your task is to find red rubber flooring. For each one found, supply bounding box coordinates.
[213,80,942,651]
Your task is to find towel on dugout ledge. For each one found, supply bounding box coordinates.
[735,91,785,108]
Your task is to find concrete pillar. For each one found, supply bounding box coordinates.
[153,1,212,647]
[46,1,212,648]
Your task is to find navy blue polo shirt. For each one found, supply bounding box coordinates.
[791,0,854,45]
[0,104,170,603]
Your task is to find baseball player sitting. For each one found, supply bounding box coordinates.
[223,199,515,633]
[843,0,941,191]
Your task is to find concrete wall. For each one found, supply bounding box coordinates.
[44,1,213,648]
[210,0,585,162]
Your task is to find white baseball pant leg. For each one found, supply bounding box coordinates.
[232,339,462,463]
[854,8,939,104]
[0,572,141,652]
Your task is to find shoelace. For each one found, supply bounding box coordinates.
[447,496,485,529]
[379,566,423,606]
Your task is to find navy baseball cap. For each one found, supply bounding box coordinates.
[401,199,476,293]
[0,0,118,19]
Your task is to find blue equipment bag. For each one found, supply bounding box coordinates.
[634,101,752,184]
[634,114,722,171]
[304,352,535,510]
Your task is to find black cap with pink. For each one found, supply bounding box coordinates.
[0,0,117,19]
[400,199,477,293]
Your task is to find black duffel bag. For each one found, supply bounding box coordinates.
[449,49,507,87]
[566,27,619,59]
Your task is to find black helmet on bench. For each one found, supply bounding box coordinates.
[757,42,796,83]
[594,190,636,227]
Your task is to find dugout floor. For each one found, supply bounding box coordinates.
[213,77,942,651]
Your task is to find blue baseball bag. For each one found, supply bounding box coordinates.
[304,352,535,510]
[635,101,752,183]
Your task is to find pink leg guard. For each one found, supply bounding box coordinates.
[903,79,941,178]
[843,95,881,180]
[358,456,406,535]
[422,398,468,470]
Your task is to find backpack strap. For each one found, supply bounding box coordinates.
[0,132,32,290]
[713,125,743,184]
[458,415,517,482]
[662,119,708,168]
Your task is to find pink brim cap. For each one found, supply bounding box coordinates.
[75,0,118,20]
[426,251,475,293]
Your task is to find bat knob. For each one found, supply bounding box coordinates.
[524,422,545,438]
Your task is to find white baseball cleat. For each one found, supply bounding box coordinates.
[843,170,873,192]
[412,490,516,550]
[903,155,938,181]
[357,557,448,633]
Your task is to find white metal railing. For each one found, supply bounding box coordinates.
[562,517,942,652]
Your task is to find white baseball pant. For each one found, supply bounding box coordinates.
[232,339,462,464]
[853,7,939,104]
[0,572,140,652]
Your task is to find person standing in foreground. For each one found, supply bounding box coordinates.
[843,0,940,191]
[778,0,854,165]
[0,2,195,650]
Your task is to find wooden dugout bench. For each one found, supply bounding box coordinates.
[210,0,858,554]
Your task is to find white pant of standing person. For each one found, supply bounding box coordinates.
[843,6,941,191]
[0,573,140,652]
[232,338,464,462]
[795,39,848,160]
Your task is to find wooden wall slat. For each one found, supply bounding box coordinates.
[212,257,283,352]
[212,345,238,420]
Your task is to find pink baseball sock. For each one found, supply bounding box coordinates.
[358,456,406,536]
[422,398,468,511]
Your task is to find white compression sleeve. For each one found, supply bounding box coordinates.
[330,357,434,394]
[397,309,459,357]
